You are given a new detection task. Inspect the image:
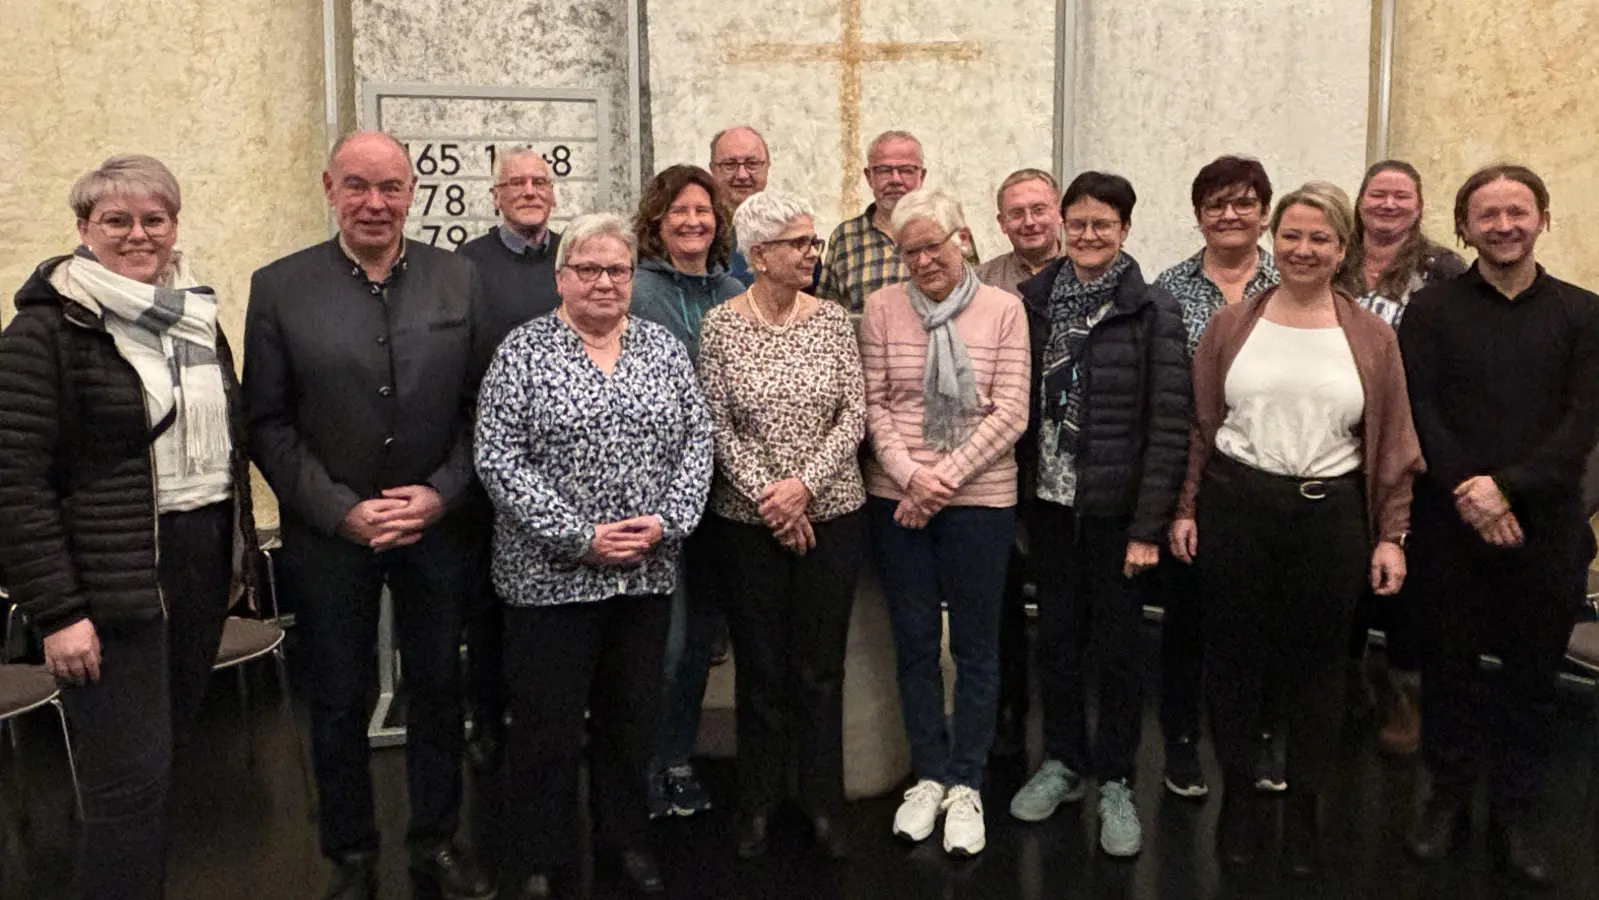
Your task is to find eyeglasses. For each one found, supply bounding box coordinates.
[1064,218,1123,237]
[898,230,956,263]
[339,178,410,200]
[868,164,924,179]
[563,263,634,284]
[1002,203,1056,225]
[1200,197,1262,218]
[711,158,768,175]
[88,212,175,239]
[495,175,554,192]
[760,235,824,254]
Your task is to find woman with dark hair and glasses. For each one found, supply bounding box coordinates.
[629,164,746,819]
[1008,172,1190,860]
[696,190,866,860]
[1152,155,1282,800]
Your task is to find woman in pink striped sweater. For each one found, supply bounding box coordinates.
[858,188,1031,858]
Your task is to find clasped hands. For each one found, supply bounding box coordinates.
[581,515,665,566]
[892,467,955,530]
[340,485,447,551]
[1454,475,1522,547]
[760,478,815,555]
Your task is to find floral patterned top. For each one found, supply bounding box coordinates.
[474,315,713,606]
[696,300,867,525]
[1154,248,1280,357]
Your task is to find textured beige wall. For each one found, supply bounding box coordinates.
[1388,0,1598,287]
[0,0,330,529]
[0,0,329,344]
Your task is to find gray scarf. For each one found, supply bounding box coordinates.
[905,265,981,452]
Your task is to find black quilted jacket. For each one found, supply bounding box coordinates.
[0,257,257,636]
[1015,258,1193,544]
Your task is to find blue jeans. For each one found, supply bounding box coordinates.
[657,527,720,770]
[869,498,1015,790]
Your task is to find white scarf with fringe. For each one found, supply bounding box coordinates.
[51,249,232,511]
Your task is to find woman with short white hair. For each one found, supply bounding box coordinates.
[696,190,866,860]
[476,212,714,898]
[859,188,1030,857]
[0,154,259,900]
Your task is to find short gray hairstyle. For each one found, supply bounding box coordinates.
[732,190,813,254]
[327,130,409,170]
[867,130,923,162]
[492,144,548,183]
[890,188,966,241]
[69,154,182,220]
[554,213,637,268]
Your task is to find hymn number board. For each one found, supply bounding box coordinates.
[361,84,613,252]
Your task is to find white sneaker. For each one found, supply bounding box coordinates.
[892,779,947,842]
[940,785,987,857]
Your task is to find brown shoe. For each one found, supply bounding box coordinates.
[1377,678,1421,756]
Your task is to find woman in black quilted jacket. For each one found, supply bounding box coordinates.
[0,154,257,900]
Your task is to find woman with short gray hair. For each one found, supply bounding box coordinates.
[859,187,1030,857]
[696,190,866,859]
[0,154,259,900]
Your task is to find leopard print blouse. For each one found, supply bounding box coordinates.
[696,300,867,525]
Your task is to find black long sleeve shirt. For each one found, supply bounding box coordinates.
[1398,263,1599,521]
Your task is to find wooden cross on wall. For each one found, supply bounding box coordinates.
[721,0,982,214]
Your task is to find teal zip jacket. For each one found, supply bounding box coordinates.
[629,257,744,360]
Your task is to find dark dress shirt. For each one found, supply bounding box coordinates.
[1399,263,1599,518]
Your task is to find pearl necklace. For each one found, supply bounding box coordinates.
[748,289,800,329]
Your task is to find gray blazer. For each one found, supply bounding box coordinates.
[243,238,489,536]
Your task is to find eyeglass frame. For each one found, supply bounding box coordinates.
[1063,217,1125,238]
[711,158,769,175]
[1199,195,1265,219]
[757,235,824,255]
[898,229,958,263]
[867,164,926,180]
[85,212,177,239]
[494,175,555,192]
[561,263,635,284]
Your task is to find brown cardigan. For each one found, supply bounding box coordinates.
[1175,287,1424,546]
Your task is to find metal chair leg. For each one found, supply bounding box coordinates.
[236,666,254,768]
[272,646,317,821]
[48,699,82,820]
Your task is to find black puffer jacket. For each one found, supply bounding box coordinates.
[1016,257,1191,543]
[0,257,257,636]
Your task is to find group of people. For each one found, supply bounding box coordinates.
[0,121,1594,900]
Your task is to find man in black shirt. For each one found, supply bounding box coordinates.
[244,131,495,900]
[456,146,562,772]
[1398,164,1599,889]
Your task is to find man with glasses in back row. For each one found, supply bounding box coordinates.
[709,125,824,296]
[456,146,564,774]
[817,130,979,313]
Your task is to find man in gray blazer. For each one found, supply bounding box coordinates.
[243,131,495,900]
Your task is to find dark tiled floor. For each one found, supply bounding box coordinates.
[4,628,1598,900]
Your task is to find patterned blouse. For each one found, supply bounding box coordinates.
[474,315,714,607]
[1154,248,1280,356]
[697,301,867,524]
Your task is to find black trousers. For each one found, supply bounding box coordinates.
[1347,579,1422,671]
[1157,552,1204,743]
[1196,456,1368,797]
[61,501,233,900]
[1412,494,1588,821]
[998,511,1033,732]
[280,514,478,859]
[504,594,670,874]
[465,585,506,736]
[710,512,864,817]
[1032,503,1151,782]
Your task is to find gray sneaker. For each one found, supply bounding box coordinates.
[1008,759,1086,822]
[1098,779,1143,857]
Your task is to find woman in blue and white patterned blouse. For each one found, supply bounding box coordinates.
[474,213,713,898]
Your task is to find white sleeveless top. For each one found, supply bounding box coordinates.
[1214,319,1364,478]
